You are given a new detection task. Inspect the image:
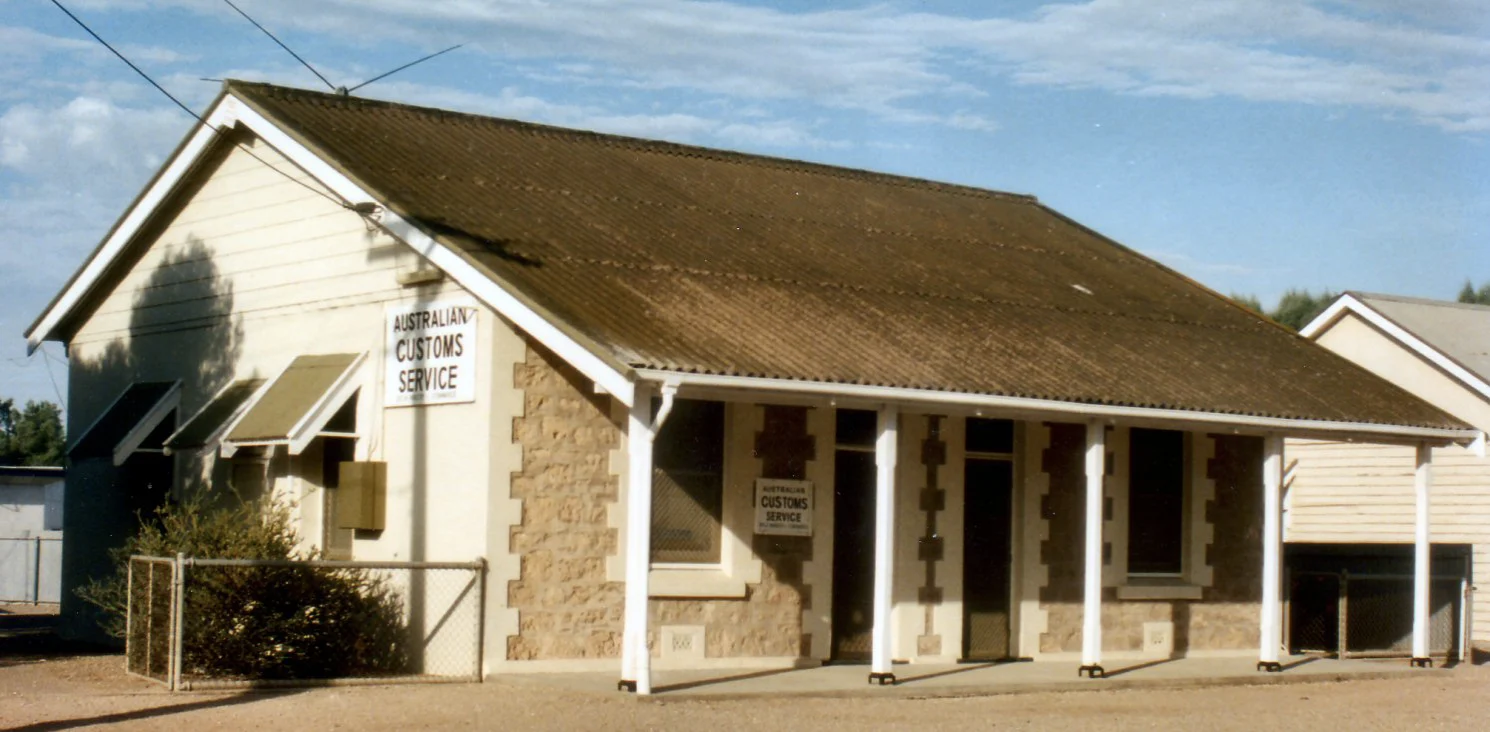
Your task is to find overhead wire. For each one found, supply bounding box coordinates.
[38,345,67,410]
[222,0,335,91]
[348,44,463,93]
[47,0,355,212]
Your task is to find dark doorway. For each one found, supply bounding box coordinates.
[963,457,1013,660]
[831,409,878,661]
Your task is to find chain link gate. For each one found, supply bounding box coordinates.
[1288,568,1468,660]
[126,555,485,690]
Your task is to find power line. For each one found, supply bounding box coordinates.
[48,0,353,211]
[38,345,67,410]
[349,44,463,93]
[222,0,335,91]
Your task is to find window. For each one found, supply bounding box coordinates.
[966,418,1014,455]
[1127,428,1185,576]
[321,437,357,560]
[650,399,725,564]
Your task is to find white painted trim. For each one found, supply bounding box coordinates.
[1259,436,1283,666]
[26,105,237,353]
[1304,294,1490,404]
[29,93,635,408]
[1081,420,1105,669]
[622,381,658,694]
[230,101,635,406]
[1412,442,1432,660]
[871,405,899,677]
[112,382,182,467]
[638,369,1477,444]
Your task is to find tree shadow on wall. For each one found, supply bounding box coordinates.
[60,236,243,642]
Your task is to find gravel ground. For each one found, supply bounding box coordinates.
[2,653,1488,731]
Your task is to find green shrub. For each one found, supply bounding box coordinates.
[79,498,410,679]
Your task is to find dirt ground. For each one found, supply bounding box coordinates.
[2,649,1488,731]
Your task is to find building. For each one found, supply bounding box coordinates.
[25,82,1477,691]
[1286,293,1490,657]
[0,466,64,604]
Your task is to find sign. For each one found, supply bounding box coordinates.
[754,479,813,537]
[385,300,477,407]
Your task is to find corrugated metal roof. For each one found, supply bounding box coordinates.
[228,81,1465,432]
[1354,293,1490,389]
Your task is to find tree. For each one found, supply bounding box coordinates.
[0,399,66,467]
[1230,293,1264,313]
[1270,289,1336,331]
[1458,280,1490,305]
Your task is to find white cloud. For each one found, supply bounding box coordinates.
[0,96,186,186]
[162,0,1485,134]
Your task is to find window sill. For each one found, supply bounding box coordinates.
[1116,580,1203,601]
[649,566,747,598]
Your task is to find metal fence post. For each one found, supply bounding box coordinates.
[475,557,487,683]
[32,536,42,605]
[145,560,155,677]
[125,558,135,675]
[1337,570,1349,658]
[171,553,186,692]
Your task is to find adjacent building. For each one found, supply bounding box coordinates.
[25,82,1478,690]
[1286,293,1490,656]
[0,466,64,604]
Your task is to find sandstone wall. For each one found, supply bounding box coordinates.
[506,343,624,660]
[1038,425,1265,655]
[652,404,816,659]
[506,345,819,661]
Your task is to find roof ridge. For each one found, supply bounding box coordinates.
[1349,290,1490,313]
[225,79,1040,205]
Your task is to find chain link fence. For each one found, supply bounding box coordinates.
[1289,569,1468,660]
[0,536,62,604]
[127,555,485,690]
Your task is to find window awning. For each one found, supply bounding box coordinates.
[220,353,365,457]
[162,378,267,455]
[67,381,181,466]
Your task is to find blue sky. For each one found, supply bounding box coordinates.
[3,0,1489,412]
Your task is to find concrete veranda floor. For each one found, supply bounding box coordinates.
[507,655,1455,701]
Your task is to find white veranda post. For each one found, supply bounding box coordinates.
[620,383,675,694]
[1258,435,1283,672]
[1079,420,1105,678]
[1412,442,1434,667]
[869,405,899,685]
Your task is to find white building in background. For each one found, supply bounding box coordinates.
[0,466,64,603]
[1286,293,1490,653]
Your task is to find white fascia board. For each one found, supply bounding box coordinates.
[229,100,636,407]
[112,381,182,467]
[26,104,238,353]
[1302,294,1490,403]
[635,369,1480,445]
[285,352,367,456]
[28,93,634,407]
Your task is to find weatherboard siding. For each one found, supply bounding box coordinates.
[1285,440,1490,543]
[1286,438,1490,644]
[63,132,532,660]
[71,137,408,360]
